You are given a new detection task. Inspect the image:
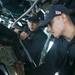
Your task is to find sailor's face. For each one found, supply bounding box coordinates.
[48,15,65,38]
[28,21,40,31]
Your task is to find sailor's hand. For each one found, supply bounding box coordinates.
[12,61,25,75]
[20,31,30,40]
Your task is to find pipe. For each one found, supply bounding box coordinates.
[11,0,39,28]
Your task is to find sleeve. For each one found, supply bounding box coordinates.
[29,32,47,64]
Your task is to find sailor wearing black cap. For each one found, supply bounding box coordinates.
[40,4,75,75]
[13,12,47,75]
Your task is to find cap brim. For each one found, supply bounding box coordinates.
[39,18,50,27]
[39,15,54,27]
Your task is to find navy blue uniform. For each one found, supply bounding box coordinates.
[20,26,47,71]
[59,36,75,75]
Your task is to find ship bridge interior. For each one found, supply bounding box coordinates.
[0,0,75,75]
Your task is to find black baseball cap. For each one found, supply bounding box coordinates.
[28,11,44,23]
[28,15,42,23]
[39,4,70,27]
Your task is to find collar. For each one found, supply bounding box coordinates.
[69,36,75,46]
